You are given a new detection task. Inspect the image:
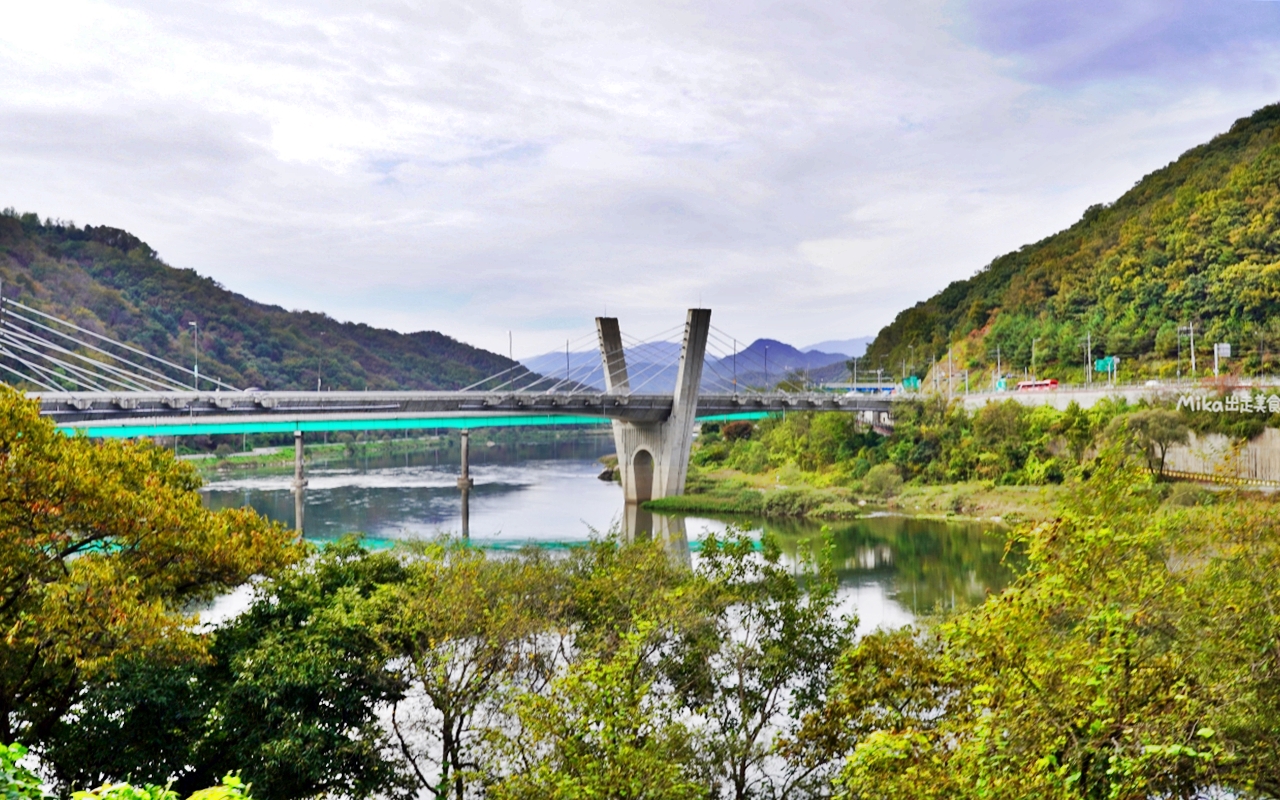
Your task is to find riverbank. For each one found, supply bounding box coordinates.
[188,428,613,477]
[644,466,1063,524]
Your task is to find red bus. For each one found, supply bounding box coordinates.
[1016,379,1058,391]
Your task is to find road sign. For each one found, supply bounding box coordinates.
[1215,343,1231,358]
[902,376,921,390]
[1094,356,1119,372]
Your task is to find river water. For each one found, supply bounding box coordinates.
[200,436,1015,631]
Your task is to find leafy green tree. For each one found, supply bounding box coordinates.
[692,532,856,800]
[44,540,409,800]
[0,388,300,746]
[375,543,562,800]
[491,624,705,800]
[1106,408,1190,478]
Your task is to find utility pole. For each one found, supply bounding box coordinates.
[948,349,953,399]
[1188,324,1196,375]
[764,345,769,388]
[1177,330,1182,380]
[566,339,570,380]
[189,320,199,390]
[1086,332,1092,385]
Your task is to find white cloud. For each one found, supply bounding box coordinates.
[1,0,1276,357]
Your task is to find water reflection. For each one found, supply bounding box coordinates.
[201,439,1015,630]
[763,515,1014,616]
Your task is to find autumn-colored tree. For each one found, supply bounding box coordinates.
[0,388,300,745]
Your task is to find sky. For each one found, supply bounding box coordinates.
[3,0,1280,357]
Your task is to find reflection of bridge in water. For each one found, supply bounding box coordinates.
[9,302,893,543]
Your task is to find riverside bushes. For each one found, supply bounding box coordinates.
[695,398,1139,488]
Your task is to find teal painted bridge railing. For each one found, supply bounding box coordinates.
[58,411,773,438]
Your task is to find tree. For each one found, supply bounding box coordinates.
[0,388,300,746]
[375,543,562,800]
[492,624,704,800]
[1106,408,1189,477]
[43,538,410,800]
[692,532,856,799]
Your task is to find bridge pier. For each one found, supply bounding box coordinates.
[596,308,710,515]
[293,430,307,537]
[457,429,474,538]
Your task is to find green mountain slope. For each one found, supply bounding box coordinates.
[0,211,516,390]
[868,103,1280,383]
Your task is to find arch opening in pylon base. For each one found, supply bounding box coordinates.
[632,448,654,503]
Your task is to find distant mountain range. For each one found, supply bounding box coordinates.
[802,336,873,358]
[521,337,853,392]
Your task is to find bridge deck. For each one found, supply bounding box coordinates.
[35,390,894,437]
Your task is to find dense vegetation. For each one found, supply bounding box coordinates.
[690,398,1208,493]
[9,387,1280,797]
[0,210,517,390]
[868,102,1280,384]
[10,429,1280,796]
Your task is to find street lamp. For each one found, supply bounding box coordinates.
[317,332,325,391]
[189,321,198,391]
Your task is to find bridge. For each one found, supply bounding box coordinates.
[5,300,892,535]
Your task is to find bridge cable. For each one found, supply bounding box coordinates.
[4,298,239,391]
[0,321,180,392]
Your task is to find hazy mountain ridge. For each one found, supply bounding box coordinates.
[0,211,518,390]
[865,102,1280,380]
[521,338,848,392]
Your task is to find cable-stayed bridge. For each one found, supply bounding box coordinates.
[10,300,892,436]
[5,302,894,523]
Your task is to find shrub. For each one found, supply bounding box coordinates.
[1165,481,1212,507]
[721,421,754,442]
[863,464,903,499]
[728,441,769,473]
[2,743,47,800]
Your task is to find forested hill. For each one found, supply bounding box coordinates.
[868,102,1280,382]
[0,211,517,390]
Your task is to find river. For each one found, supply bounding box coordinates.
[200,435,1015,631]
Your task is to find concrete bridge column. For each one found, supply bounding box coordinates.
[293,430,307,537]
[596,308,710,514]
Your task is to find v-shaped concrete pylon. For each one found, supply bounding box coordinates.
[595,308,710,506]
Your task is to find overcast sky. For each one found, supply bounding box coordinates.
[3,0,1280,357]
